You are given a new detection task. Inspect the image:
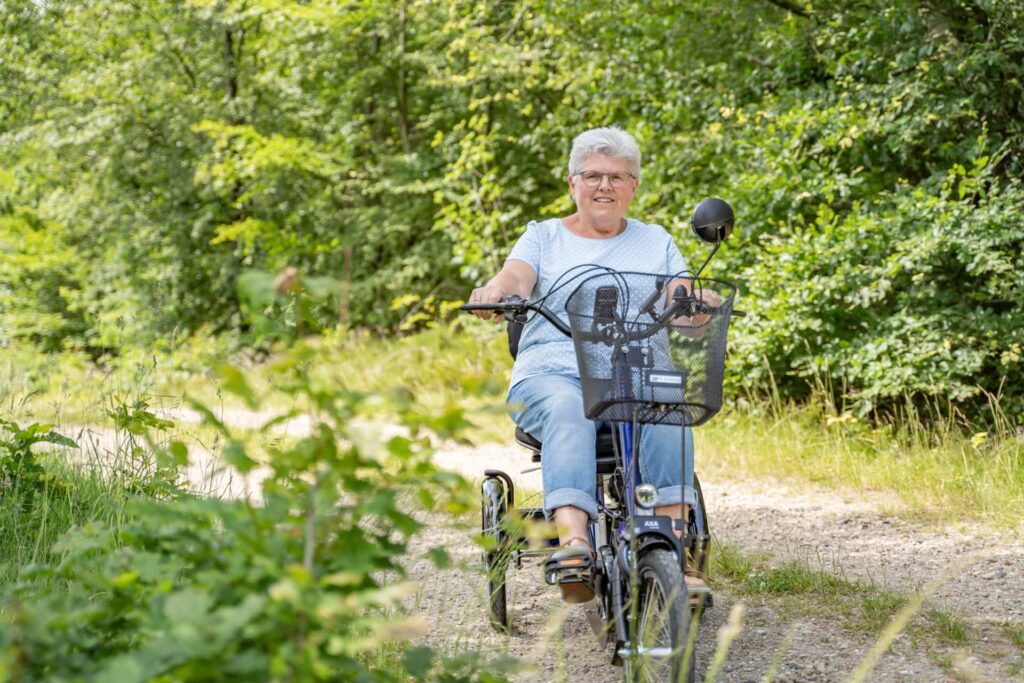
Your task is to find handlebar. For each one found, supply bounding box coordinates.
[459,296,573,336]
[460,295,744,339]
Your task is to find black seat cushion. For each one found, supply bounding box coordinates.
[514,425,619,474]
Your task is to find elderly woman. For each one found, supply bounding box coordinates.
[469,127,701,603]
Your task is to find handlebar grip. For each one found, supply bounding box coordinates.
[459,303,513,311]
[731,309,747,318]
[459,295,527,312]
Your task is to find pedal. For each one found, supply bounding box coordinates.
[689,586,714,610]
[543,552,593,586]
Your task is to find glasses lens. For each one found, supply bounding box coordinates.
[580,172,630,188]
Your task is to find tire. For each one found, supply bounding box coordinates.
[626,548,697,683]
[481,478,510,633]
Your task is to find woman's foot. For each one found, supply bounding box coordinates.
[685,558,713,608]
[546,536,595,604]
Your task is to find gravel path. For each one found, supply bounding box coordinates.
[419,441,1024,682]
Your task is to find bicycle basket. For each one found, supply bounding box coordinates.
[563,271,736,427]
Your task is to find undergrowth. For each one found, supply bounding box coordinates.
[8,321,1021,527]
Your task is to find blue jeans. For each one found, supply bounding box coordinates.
[507,374,696,521]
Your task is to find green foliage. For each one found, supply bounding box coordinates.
[0,420,76,496]
[0,347,514,682]
[0,419,132,584]
[2,0,1023,417]
[236,268,345,345]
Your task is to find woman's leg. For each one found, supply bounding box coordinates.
[638,423,696,508]
[641,423,707,587]
[507,374,598,544]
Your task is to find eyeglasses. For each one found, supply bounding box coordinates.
[575,171,637,188]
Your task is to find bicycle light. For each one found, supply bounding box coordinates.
[634,483,659,509]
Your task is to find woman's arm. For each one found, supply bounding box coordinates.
[467,259,538,320]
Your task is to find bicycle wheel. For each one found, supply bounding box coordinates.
[481,477,510,632]
[627,548,696,683]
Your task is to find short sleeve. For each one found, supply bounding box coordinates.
[506,221,543,275]
[664,231,688,276]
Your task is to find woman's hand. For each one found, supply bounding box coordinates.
[467,284,508,321]
[468,260,537,322]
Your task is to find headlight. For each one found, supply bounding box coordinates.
[634,483,659,510]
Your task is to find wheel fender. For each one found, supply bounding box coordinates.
[481,476,508,543]
[633,516,681,555]
[635,530,678,555]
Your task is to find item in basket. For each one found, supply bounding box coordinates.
[645,368,687,405]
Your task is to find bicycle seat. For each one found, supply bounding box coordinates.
[514,426,619,474]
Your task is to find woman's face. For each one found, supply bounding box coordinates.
[568,154,638,229]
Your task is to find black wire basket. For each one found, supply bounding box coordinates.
[564,271,736,427]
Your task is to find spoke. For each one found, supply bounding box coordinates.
[637,575,673,681]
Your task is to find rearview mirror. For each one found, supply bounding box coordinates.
[691,198,734,244]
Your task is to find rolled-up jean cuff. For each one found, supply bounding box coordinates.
[656,485,696,508]
[544,488,599,522]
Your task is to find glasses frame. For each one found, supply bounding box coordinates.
[573,170,638,189]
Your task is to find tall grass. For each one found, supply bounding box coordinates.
[700,388,1024,526]
[1,454,133,583]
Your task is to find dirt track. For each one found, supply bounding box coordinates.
[419,441,1024,682]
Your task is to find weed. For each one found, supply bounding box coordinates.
[927,607,970,644]
[857,593,909,634]
[1004,621,1024,650]
[738,558,856,600]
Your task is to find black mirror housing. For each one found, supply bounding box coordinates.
[691,198,734,244]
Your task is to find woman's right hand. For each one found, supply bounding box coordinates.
[467,284,508,321]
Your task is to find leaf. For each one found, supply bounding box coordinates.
[37,431,78,449]
[97,655,147,683]
[183,396,231,437]
[404,646,435,677]
[222,439,256,473]
[236,269,278,310]
[168,441,189,467]
[218,363,259,409]
[163,588,213,624]
[304,275,342,300]
[426,546,451,569]
[109,571,140,588]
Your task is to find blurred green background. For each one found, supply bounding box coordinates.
[2,0,1022,419]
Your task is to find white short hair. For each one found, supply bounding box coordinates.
[568,127,641,178]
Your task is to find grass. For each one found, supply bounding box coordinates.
[697,391,1024,527]
[1004,621,1024,650]
[710,543,973,647]
[1,455,133,583]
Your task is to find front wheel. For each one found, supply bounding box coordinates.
[626,548,697,683]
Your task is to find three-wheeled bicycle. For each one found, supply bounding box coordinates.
[462,199,741,682]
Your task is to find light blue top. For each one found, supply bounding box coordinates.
[507,217,687,390]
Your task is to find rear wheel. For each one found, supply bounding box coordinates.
[626,548,696,683]
[481,478,510,633]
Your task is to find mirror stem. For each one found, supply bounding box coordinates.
[692,241,720,280]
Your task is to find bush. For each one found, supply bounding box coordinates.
[0,345,515,682]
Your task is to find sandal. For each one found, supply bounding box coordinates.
[685,554,713,608]
[545,536,595,604]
